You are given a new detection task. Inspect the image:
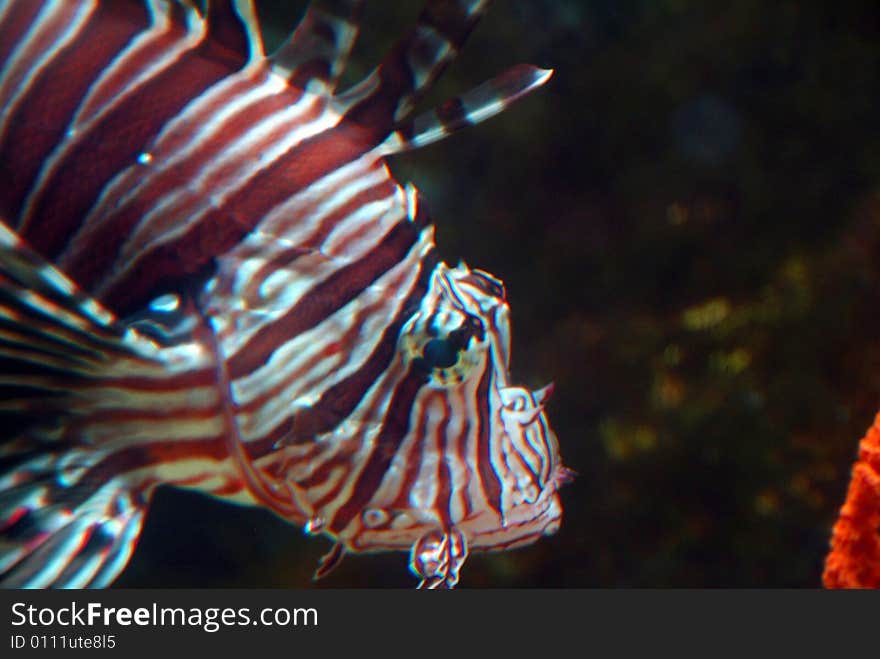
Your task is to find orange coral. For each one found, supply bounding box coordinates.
[823,412,880,588]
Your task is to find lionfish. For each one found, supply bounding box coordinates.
[0,0,571,588]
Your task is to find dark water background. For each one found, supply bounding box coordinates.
[118,0,880,587]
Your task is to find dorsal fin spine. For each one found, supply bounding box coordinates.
[378,64,554,155]
[269,0,364,94]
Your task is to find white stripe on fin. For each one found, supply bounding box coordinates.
[270,0,363,94]
[379,65,554,155]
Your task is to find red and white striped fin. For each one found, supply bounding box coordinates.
[0,221,128,350]
[0,457,148,588]
[0,220,163,587]
[0,0,547,318]
[269,0,363,93]
[335,0,493,125]
[381,64,554,154]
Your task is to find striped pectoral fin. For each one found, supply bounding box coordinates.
[0,217,111,456]
[409,527,468,589]
[0,460,151,588]
[0,219,167,587]
[0,222,130,369]
[269,0,363,93]
[381,64,554,154]
[0,219,156,368]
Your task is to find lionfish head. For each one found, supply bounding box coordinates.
[398,261,568,548]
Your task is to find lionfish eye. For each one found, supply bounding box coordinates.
[403,311,487,386]
[422,338,460,369]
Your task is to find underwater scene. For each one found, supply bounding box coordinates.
[1,0,878,588]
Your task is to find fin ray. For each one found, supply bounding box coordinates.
[335,0,493,127]
[270,0,363,93]
[382,64,553,153]
[0,219,157,588]
[0,464,148,588]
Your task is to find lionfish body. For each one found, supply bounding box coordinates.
[0,0,569,588]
